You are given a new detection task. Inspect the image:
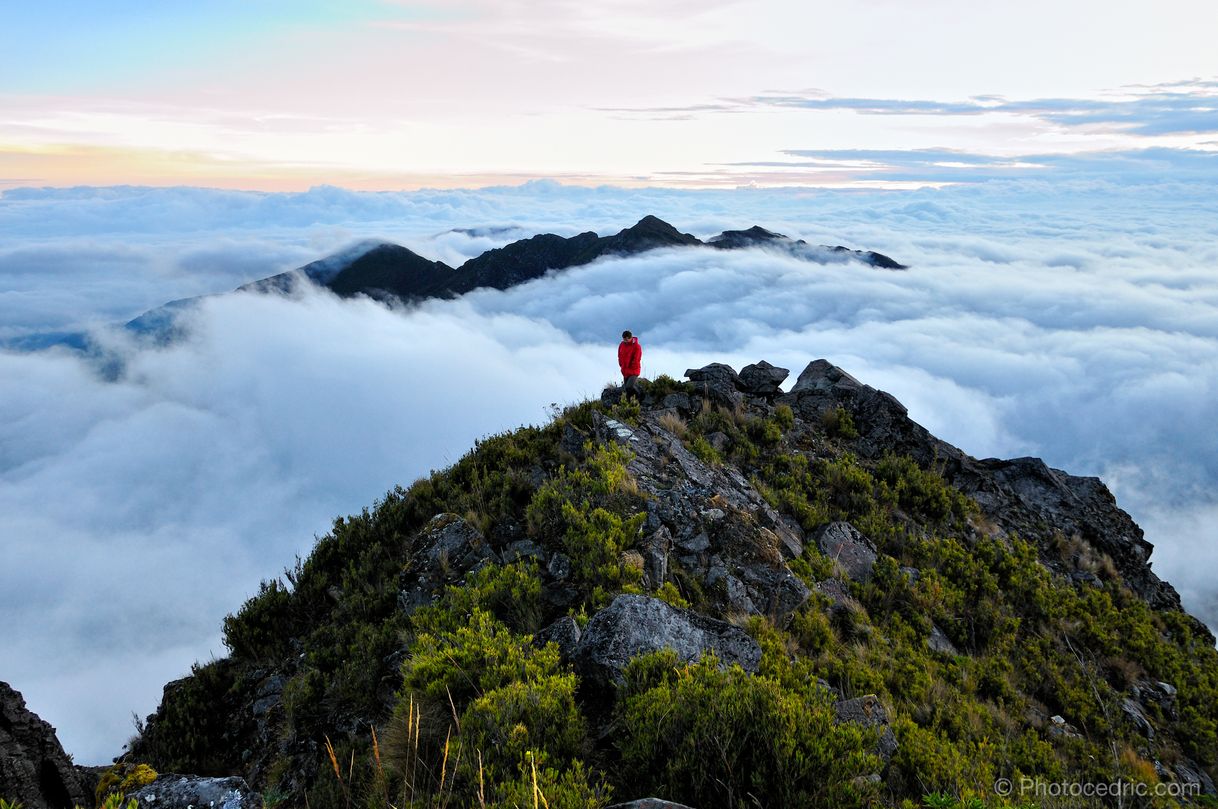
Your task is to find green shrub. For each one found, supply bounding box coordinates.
[822,406,859,439]
[462,673,587,773]
[654,580,690,609]
[95,763,158,806]
[687,434,721,466]
[402,609,562,710]
[617,652,879,808]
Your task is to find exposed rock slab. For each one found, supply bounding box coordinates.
[816,522,877,583]
[129,774,260,808]
[573,595,761,690]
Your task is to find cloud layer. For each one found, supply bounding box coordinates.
[2,180,1217,765]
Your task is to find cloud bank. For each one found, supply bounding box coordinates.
[1,179,1216,765]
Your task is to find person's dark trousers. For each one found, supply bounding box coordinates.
[623,375,639,397]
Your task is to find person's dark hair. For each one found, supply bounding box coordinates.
[622,330,633,339]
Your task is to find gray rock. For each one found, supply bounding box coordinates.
[608,799,697,809]
[1071,570,1102,588]
[1174,761,1217,796]
[706,431,730,453]
[927,624,959,656]
[685,363,744,408]
[737,563,811,623]
[707,563,758,615]
[816,522,878,583]
[1121,697,1155,738]
[814,578,857,611]
[574,595,761,689]
[503,539,546,563]
[738,360,790,395]
[129,774,260,809]
[676,530,711,553]
[834,695,898,762]
[0,681,92,809]
[638,526,672,588]
[399,514,499,612]
[419,513,498,572]
[1046,715,1083,740]
[547,552,572,581]
[534,616,582,660]
[661,392,693,412]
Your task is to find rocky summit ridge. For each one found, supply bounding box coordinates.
[7,359,1218,809]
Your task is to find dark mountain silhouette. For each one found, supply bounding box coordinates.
[109,216,906,340]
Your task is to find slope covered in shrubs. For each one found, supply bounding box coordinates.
[126,360,1218,808]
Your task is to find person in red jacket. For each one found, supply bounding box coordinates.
[618,330,643,396]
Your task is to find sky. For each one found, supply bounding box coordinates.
[3,0,1218,189]
[1,0,1217,770]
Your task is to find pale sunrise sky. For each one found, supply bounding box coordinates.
[4,0,1218,189]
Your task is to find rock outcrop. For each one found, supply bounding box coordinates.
[128,774,260,808]
[0,682,91,809]
[572,595,761,690]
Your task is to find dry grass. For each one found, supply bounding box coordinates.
[657,410,688,438]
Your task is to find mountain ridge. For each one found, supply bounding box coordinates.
[52,357,1210,809]
[113,216,907,341]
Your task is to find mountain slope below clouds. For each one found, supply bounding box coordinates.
[109,358,1217,809]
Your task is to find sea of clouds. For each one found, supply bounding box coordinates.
[2,177,1216,763]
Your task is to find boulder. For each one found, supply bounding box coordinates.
[685,363,743,408]
[816,522,877,583]
[573,595,761,690]
[927,624,959,656]
[834,695,898,762]
[737,361,789,396]
[608,800,697,809]
[128,774,260,809]
[0,681,92,809]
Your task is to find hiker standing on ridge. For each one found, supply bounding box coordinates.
[618,330,642,396]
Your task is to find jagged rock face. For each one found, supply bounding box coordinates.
[128,774,260,808]
[572,595,761,691]
[0,682,92,809]
[779,358,1187,613]
[398,512,501,612]
[592,410,809,623]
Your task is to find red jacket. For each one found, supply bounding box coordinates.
[618,337,642,376]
